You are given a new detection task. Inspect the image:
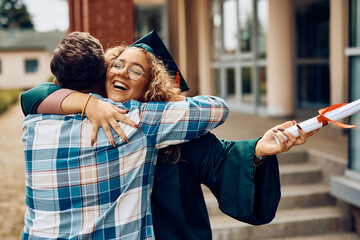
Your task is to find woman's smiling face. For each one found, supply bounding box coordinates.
[105,47,150,102]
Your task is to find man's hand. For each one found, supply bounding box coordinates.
[85,97,140,147]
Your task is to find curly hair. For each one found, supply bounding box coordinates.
[105,45,184,163]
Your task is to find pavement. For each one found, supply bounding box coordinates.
[0,102,27,240]
[0,102,350,239]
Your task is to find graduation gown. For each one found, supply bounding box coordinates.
[152,133,280,240]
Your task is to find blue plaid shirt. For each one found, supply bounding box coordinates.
[21,95,228,240]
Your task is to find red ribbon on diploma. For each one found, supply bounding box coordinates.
[317,103,356,129]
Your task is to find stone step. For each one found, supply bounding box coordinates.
[205,183,336,217]
[279,163,322,185]
[279,183,336,209]
[277,151,308,165]
[211,206,352,240]
[266,232,360,240]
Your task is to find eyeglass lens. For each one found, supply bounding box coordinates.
[110,60,144,80]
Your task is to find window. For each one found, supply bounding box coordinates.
[25,59,38,73]
[0,59,2,74]
[211,0,268,113]
[134,3,168,45]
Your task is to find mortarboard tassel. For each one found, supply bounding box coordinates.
[175,69,181,88]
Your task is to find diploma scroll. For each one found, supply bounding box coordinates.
[274,99,360,144]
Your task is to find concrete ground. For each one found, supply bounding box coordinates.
[0,102,351,239]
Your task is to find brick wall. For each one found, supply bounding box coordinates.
[68,0,135,50]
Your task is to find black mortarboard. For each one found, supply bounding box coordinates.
[130,29,189,92]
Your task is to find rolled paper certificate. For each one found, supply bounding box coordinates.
[274,99,360,144]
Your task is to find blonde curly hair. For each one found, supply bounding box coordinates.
[105,45,183,102]
[105,45,183,163]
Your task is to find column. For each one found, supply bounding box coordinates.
[330,0,349,105]
[267,0,294,117]
[197,0,213,95]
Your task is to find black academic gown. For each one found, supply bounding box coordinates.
[151,133,281,240]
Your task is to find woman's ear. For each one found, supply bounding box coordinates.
[53,78,58,86]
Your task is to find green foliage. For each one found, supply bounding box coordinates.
[0,88,21,115]
[47,75,55,83]
[0,0,34,30]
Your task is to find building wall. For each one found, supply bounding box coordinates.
[0,51,52,89]
[68,0,135,50]
[65,0,348,117]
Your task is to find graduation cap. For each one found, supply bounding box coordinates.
[131,29,189,92]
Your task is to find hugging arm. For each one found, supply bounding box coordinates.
[21,82,139,146]
[139,96,229,148]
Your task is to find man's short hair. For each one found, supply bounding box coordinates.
[50,32,107,94]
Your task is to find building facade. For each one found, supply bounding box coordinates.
[67,0,359,225]
[0,30,66,89]
[331,0,360,229]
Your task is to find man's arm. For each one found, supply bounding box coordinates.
[139,96,229,148]
[180,133,281,225]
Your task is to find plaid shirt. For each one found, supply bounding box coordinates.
[21,95,228,240]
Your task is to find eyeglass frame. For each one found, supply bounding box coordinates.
[108,59,147,81]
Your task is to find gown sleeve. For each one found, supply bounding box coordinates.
[218,139,281,225]
[182,133,281,225]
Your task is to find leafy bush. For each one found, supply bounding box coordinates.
[47,75,55,82]
[0,88,22,115]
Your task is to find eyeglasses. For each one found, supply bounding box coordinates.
[109,60,145,81]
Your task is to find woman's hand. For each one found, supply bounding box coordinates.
[85,96,140,147]
[255,120,318,157]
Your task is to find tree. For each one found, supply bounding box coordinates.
[0,0,33,30]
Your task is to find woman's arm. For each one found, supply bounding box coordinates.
[37,88,74,114]
[179,133,280,225]
[61,92,141,146]
[21,82,62,116]
[21,83,140,147]
[181,122,317,225]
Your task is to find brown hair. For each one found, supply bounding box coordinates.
[50,32,107,95]
[105,45,183,163]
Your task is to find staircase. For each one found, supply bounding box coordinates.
[206,150,360,240]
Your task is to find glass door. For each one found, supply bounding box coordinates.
[211,0,268,113]
[348,0,360,172]
[295,0,330,109]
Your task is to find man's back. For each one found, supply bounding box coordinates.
[22,109,153,239]
[21,95,229,239]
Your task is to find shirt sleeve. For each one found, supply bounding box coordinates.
[180,133,281,225]
[21,82,62,116]
[139,95,229,148]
